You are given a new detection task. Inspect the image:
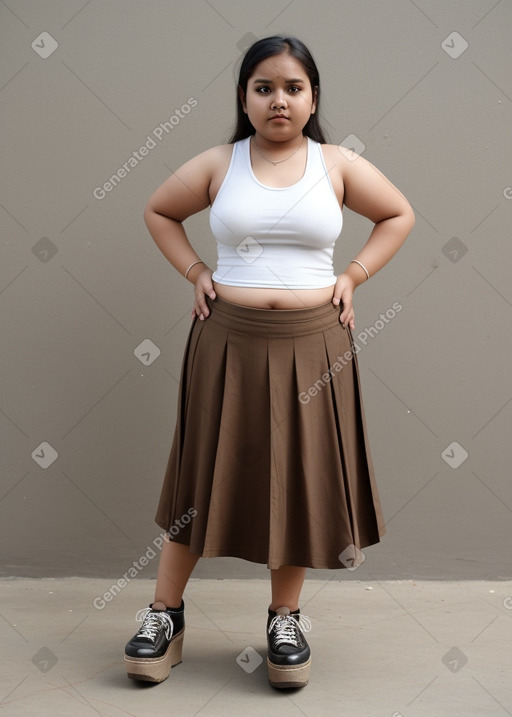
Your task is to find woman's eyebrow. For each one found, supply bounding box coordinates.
[252,78,305,84]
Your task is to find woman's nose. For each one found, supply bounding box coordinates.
[272,92,287,108]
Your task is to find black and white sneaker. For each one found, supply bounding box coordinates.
[267,606,311,688]
[124,600,185,683]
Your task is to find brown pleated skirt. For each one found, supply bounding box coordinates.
[155,294,386,569]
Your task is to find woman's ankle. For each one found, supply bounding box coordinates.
[152,595,184,610]
[269,603,299,612]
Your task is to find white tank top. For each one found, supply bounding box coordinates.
[210,136,343,289]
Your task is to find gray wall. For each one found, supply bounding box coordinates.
[1,0,511,581]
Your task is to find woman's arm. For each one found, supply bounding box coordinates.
[143,147,219,318]
[332,146,415,329]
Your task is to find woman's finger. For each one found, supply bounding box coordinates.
[339,303,355,329]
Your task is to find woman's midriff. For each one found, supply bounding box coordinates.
[212,280,335,309]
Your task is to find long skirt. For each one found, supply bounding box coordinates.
[155,294,386,570]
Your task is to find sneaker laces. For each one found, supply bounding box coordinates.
[134,607,174,643]
[268,613,312,647]
[297,614,312,633]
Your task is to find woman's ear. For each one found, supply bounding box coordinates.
[238,85,247,113]
[311,85,318,115]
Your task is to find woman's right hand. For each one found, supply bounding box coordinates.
[192,268,217,320]
[332,272,357,329]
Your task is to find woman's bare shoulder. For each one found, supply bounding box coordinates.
[190,143,234,166]
[167,143,232,183]
[174,143,234,185]
[320,142,365,164]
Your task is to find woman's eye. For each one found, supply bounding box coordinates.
[255,86,301,94]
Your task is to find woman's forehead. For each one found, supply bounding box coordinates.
[249,53,307,81]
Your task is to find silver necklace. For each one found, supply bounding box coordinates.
[251,135,305,166]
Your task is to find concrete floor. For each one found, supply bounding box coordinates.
[1,577,511,716]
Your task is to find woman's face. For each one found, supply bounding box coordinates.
[240,52,317,142]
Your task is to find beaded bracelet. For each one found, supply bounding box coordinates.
[350,259,370,280]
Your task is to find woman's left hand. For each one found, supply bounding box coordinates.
[192,267,216,321]
[332,273,356,329]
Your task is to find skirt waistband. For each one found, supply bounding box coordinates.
[204,294,342,337]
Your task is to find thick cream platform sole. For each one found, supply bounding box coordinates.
[124,628,185,683]
[267,655,311,689]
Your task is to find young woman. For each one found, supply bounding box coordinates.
[124,35,414,690]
